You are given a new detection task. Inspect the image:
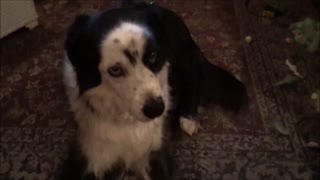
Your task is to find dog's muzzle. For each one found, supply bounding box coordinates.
[142,96,164,119]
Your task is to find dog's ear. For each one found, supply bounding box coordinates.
[65,15,91,62]
[65,15,102,95]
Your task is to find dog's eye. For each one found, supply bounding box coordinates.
[149,52,157,63]
[108,64,125,77]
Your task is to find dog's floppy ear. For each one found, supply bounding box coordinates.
[65,15,91,62]
[65,15,102,95]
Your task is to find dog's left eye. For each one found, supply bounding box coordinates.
[108,64,125,77]
[149,52,157,63]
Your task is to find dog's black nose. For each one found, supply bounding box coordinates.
[142,97,165,119]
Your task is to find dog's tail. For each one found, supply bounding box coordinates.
[120,0,152,7]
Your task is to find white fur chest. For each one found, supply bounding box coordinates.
[79,114,164,177]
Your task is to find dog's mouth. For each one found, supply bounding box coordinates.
[142,96,165,120]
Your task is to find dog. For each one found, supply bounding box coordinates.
[60,0,248,179]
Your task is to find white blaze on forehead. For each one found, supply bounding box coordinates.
[100,22,151,66]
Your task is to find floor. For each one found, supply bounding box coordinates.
[0,0,319,179]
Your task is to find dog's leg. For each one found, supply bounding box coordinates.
[178,79,202,136]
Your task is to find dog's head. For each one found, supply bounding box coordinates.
[65,4,171,122]
[100,22,166,120]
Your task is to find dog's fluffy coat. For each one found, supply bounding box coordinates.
[61,1,247,179]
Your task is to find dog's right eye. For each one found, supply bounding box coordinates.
[108,64,125,77]
[149,52,157,63]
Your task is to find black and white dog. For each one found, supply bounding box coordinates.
[61,0,247,179]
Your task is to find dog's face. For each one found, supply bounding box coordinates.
[65,13,169,122]
[99,22,166,121]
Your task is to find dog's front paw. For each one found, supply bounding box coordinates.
[179,117,201,136]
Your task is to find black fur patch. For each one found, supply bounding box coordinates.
[65,15,102,95]
[85,99,95,113]
[142,37,166,74]
[113,38,120,44]
[123,49,137,65]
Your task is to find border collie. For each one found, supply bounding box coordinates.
[60,0,247,179]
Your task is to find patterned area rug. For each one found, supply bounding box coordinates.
[0,0,317,179]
